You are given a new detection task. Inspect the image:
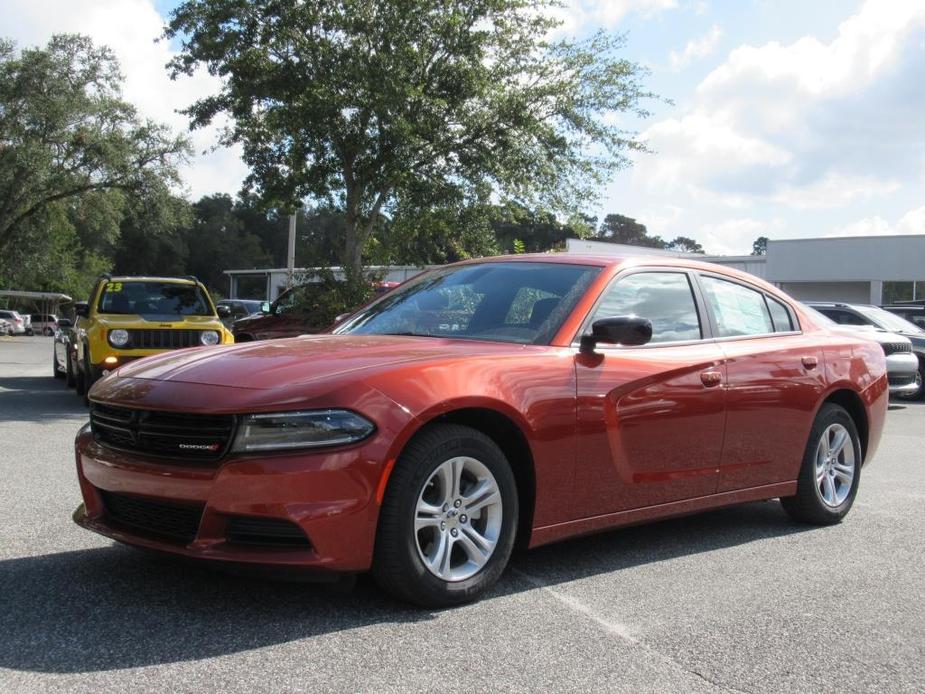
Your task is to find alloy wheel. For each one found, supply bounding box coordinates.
[814,423,856,507]
[414,456,503,582]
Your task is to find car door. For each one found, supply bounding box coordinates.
[573,269,727,518]
[697,274,827,492]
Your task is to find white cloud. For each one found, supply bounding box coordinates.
[3,0,248,200]
[669,25,723,70]
[827,205,925,238]
[614,0,925,255]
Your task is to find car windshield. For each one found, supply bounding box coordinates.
[335,261,601,345]
[97,281,212,316]
[856,305,925,334]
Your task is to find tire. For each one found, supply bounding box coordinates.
[52,350,64,379]
[373,423,519,608]
[44,327,54,336]
[65,350,76,388]
[26,328,33,336]
[781,403,862,525]
[75,352,87,396]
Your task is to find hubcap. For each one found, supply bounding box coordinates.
[414,456,502,582]
[814,423,856,508]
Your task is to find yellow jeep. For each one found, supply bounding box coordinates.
[74,275,234,395]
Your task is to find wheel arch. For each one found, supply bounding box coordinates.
[384,405,537,550]
[820,388,869,462]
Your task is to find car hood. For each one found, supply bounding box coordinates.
[93,314,224,328]
[828,325,909,345]
[114,334,525,390]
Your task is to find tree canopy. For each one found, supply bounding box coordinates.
[166,0,656,275]
[0,35,189,258]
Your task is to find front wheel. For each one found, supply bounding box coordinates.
[781,403,861,525]
[373,424,518,608]
[895,362,924,401]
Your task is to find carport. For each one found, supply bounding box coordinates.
[0,290,73,321]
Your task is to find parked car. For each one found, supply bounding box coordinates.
[215,299,263,329]
[233,281,400,341]
[52,318,78,386]
[808,302,925,400]
[801,305,918,397]
[0,310,27,335]
[882,303,925,330]
[0,317,12,336]
[73,275,234,398]
[31,313,59,336]
[74,256,888,607]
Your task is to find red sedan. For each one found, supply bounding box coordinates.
[74,255,888,607]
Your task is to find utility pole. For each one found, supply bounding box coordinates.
[287,213,297,286]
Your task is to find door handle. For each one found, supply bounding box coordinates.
[801,356,818,370]
[700,370,723,387]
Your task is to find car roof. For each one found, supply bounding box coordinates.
[107,276,198,285]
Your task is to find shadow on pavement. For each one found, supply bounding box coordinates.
[0,376,87,422]
[0,500,810,674]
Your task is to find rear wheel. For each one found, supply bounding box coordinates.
[44,327,54,336]
[895,360,924,401]
[781,403,861,525]
[373,424,518,608]
[65,350,76,388]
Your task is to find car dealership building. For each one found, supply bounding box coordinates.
[566,234,925,306]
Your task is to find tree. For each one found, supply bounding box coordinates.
[166,0,656,277]
[0,35,189,258]
[752,236,769,256]
[595,214,665,248]
[666,236,704,254]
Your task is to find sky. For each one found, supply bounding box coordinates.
[3,0,924,255]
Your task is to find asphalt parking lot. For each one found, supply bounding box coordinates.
[0,335,923,693]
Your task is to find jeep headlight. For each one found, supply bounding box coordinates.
[109,329,130,347]
[200,330,220,346]
[231,410,375,452]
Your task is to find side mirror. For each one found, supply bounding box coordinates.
[216,305,231,318]
[580,316,652,352]
[260,302,271,314]
[74,302,89,318]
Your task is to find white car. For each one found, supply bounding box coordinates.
[0,310,27,335]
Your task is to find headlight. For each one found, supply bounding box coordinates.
[231,410,375,452]
[109,329,129,347]
[200,330,220,346]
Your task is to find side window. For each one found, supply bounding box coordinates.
[590,272,702,344]
[766,296,794,332]
[819,309,867,326]
[700,276,774,337]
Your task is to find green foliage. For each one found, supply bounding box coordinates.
[166,0,657,274]
[493,205,593,254]
[752,236,768,256]
[595,213,666,248]
[0,35,190,260]
[665,236,705,254]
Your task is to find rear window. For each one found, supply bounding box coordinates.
[97,282,212,316]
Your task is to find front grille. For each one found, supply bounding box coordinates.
[888,374,916,386]
[90,403,236,462]
[100,490,204,544]
[882,342,912,356]
[226,516,312,548]
[125,329,203,349]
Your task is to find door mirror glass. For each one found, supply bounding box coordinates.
[581,316,652,352]
[216,305,231,318]
[260,301,271,314]
[74,302,89,318]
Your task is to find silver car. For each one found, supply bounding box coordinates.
[803,305,918,395]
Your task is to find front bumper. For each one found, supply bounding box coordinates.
[73,425,390,573]
[886,352,919,394]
